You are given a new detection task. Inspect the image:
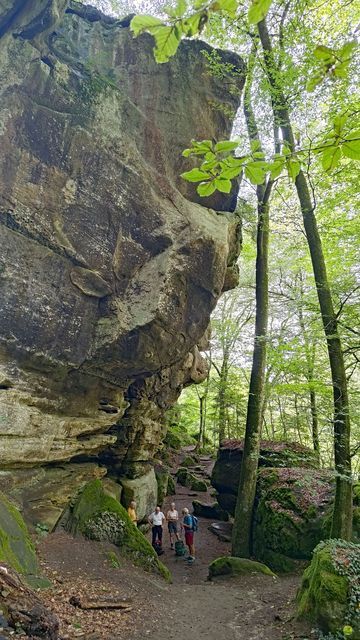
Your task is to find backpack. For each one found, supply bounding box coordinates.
[191,515,199,532]
[175,540,186,556]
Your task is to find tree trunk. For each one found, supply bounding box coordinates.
[0,564,59,639]
[232,50,272,557]
[218,351,229,446]
[258,19,352,539]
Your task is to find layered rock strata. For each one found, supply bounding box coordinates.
[0,1,244,516]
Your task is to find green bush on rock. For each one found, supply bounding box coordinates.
[297,540,360,639]
[66,479,171,582]
[208,556,275,579]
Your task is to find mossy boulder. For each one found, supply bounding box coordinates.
[192,500,229,521]
[208,556,275,580]
[66,479,171,581]
[164,426,197,451]
[253,468,336,572]
[0,491,47,587]
[212,440,319,515]
[297,540,360,638]
[190,475,208,492]
[181,455,196,468]
[176,468,208,492]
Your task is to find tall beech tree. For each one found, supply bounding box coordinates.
[232,48,273,557]
[257,17,352,539]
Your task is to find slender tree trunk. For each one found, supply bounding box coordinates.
[218,350,229,446]
[297,283,320,457]
[258,19,352,539]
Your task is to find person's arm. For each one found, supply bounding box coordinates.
[148,514,153,525]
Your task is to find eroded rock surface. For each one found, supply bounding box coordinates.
[0,0,244,501]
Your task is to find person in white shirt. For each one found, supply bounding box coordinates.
[148,505,166,547]
[166,502,180,549]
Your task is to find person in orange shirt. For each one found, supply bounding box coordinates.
[127,500,138,526]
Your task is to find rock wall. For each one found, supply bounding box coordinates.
[0,1,244,518]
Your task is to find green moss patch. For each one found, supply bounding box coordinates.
[297,540,360,638]
[66,480,171,582]
[253,468,337,571]
[181,456,196,467]
[0,491,50,587]
[208,556,275,579]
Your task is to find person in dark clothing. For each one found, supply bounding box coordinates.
[148,505,165,547]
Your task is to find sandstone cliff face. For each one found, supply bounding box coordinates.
[0,1,244,504]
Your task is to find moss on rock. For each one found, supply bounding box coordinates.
[190,475,208,492]
[181,455,196,467]
[66,479,171,582]
[0,491,49,586]
[155,466,170,506]
[167,475,176,496]
[297,540,360,638]
[208,556,275,579]
[253,468,336,572]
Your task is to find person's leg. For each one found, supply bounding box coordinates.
[158,525,163,545]
[152,526,157,546]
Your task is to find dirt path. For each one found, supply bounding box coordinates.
[36,453,311,640]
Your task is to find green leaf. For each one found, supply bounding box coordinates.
[221,165,243,179]
[245,162,267,184]
[286,157,301,181]
[248,0,272,24]
[253,151,265,159]
[214,178,232,192]
[181,168,210,182]
[269,157,285,179]
[130,15,164,36]
[320,145,341,171]
[152,26,181,63]
[197,181,217,196]
[214,140,239,153]
[250,139,261,153]
[210,0,238,17]
[182,13,202,36]
[306,73,324,92]
[182,148,193,157]
[200,159,218,171]
[313,45,335,62]
[342,131,360,160]
[333,115,347,134]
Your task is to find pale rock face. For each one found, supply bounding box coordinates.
[0,1,244,501]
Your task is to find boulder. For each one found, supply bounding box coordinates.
[253,468,336,572]
[192,500,229,521]
[181,455,197,468]
[208,556,275,580]
[0,0,244,489]
[297,540,360,639]
[66,479,171,581]
[167,475,176,496]
[0,491,48,587]
[212,440,320,515]
[176,468,208,492]
[119,468,158,521]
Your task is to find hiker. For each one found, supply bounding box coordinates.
[181,507,196,562]
[148,505,166,548]
[127,500,138,526]
[166,502,180,549]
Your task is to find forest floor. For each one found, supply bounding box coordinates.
[34,452,312,640]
